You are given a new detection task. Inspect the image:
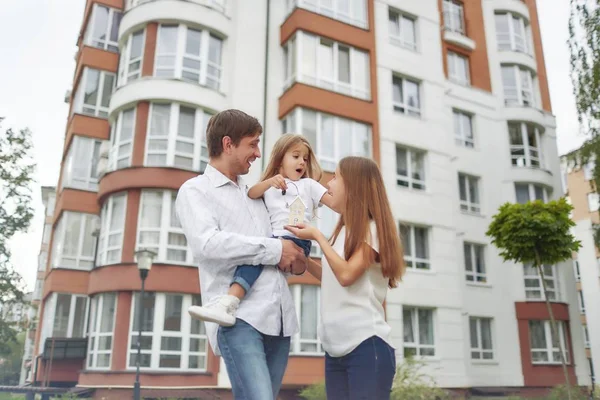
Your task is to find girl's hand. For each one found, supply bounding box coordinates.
[269,174,288,190]
[284,223,320,240]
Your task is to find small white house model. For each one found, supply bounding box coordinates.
[287,196,307,226]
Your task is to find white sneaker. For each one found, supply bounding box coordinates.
[188,295,240,327]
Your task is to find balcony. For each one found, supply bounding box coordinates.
[125,0,226,13]
[42,338,88,361]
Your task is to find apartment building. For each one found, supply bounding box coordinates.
[562,158,600,388]
[31,0,591,398]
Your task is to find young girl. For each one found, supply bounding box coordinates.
[188,134,334,326]
[285,156,404,400]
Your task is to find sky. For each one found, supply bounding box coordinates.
[0,0,589,292]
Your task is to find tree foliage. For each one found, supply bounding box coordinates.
[0,117,36,356]
[0,332,24,386]
[487,199,581,400]
[566,1,600,186]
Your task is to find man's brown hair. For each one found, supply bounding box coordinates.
[206,109,263,157]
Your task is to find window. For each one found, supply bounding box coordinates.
[145,103,211,172]
[448,52,470,85]
[524,264,560,301]
[72,68,115,118]
[388,9,417,50]
[458,173,480,213]
[583,325,590,348]
[108,108,135,170]
[118,30,145,86]
[403,307,435,357]
[288,0,368,29]
[464,243,486,283]
[509,122,543,168]
[583,162,594,181]
[529,320,569,364]
[454,110,474,148]
[137,190,193,265]
[495,13,532,54]
[154,24,223,90]
[282,108,371,172]
[577,291,586,314]
[470,317,493,360]
[97,193,127,266]
[443,0,465,34]
[127,0,226,13]
[128,293,208,371]
[42,223,52,245]
[61,136,103,192]
[310,207,338,258]
[51,212,99,270]
[87,293,117,369]
[40,293,88,348]
[396,146,426,190]
[291,285,322,355]
[501,65,535,107]
[400,224,430,270]
[85,4,122,52]
[392,75,420,116]
[283,32,370,100]
[515,183,548,204]
[573,260,581,282]
[588,193,599,212]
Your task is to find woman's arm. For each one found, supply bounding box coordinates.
[248,174,287,199]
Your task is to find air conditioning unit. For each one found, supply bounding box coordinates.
[97,157,108,180]
[64,90,72,104]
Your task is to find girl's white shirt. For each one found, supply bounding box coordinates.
[319,222,395,357]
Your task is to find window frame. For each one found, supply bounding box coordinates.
[588,192,599,212]
[453,110,474,148]
[403,307,435,357]
[392,75,421,116]
[523,264,560,302]
[43,293,89,342]
[290,285,323,355]
[464,242,487,284]
[96,193,127,267]
[399,223,430,270]
[447,51,470,86]
[51,211,99,271]
[144,103,211,172]
[442,0,465,35]
[282,31,371,100]
[395,146,426,190]
[388,8,417,50]
[87,293,118,370]
[126,292,209,371]
[85,4,122,52]
[136,190,194,265]
[501,64,535,107]
[289,0,368,29]
[529,320,570,365]
[573,260,581,282]
[495,12,532,54]
[61,136,104,192]
[282,108,372,172]
[515,183,548,204]
[72,67,116,119]
[118,29,146,86]
[109,107,136,171]
[458,173,481,214]
[469,317,494,361]
[577,290,586,314]
[509,122,543,169]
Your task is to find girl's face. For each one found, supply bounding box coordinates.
[279,143,309,181]
[327,167,346,214]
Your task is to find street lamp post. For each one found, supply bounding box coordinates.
[133,249,156,400]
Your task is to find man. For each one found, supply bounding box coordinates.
[176,109,306,400]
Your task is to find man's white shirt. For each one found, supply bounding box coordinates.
[176,164,299,355]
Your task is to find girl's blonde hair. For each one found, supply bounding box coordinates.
[331,156,405,288]
[261,134,323,181]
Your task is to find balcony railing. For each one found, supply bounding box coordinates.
[125,0,226,13]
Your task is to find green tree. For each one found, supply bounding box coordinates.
[566,1,600,184]
[0,332,25,386]
[0,117,36,356]
[486,199,581,400]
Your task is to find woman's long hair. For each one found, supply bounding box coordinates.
[261,134,323,181]
[330,157,405,288]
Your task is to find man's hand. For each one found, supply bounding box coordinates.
[278,239,304,273]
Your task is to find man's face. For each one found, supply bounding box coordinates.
[228,132,262,176]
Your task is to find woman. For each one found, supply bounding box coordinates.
[286,156,405,400]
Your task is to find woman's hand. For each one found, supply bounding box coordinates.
[284,223,320,241]
[269,174,288,191]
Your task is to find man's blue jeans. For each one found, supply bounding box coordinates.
[217,319,290,400]
[325,336,396,400]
